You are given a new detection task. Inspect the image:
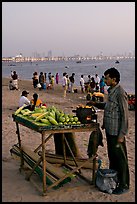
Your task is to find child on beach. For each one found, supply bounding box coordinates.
[9,80,16,90]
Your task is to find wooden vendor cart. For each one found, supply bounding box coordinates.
[12,114,100,196]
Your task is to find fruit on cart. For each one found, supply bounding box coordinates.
[73,116,79,122]
[40,119,52,125]
[14,105,82,126]
[31,112,44,117]
[35,112,49,122]
[48,116,58,125]
[14,104,27,115]
[59,116,66,123]
[22,109,32,116]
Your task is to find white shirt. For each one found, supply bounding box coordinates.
[94,75,100,84]
[80,77,85,87]
[19,96,30,107]
[62,76,67,86]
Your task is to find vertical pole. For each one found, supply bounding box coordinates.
[15,122,24,168]
[42,131,46,195]
[62,133,66,164]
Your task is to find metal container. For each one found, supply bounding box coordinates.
[75,107,97,124]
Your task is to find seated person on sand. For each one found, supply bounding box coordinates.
[19,90,30,107]
[9,80,16,90]
[30,93,42,108]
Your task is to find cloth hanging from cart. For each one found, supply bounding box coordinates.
[87,128,104,158]
[53,132,80,157]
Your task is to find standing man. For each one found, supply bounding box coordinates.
[62,72,67,98]
[11,70,19,90]
[80,75,85,93]
[94,73,100,92]
[69,73,75,93]
[88,67,130,195]
[55,73,59,84]
[39,72,45,90]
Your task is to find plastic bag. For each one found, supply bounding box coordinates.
[37,83,41,88]
[95,168,118,194]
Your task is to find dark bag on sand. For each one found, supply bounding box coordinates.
[95,168,118,194]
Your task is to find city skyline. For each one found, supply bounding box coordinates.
[2,2,135,57]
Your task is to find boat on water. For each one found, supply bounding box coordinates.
[115,60,120,64]
[8,64,16,66]
[76,60,81,63]
[65,65,69,69]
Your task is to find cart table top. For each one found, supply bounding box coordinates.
[12,114,99,134]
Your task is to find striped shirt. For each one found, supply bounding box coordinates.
[103,84,128,138]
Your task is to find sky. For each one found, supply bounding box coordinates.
[2,2,135,57]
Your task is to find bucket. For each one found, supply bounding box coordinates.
[75,107,97,124]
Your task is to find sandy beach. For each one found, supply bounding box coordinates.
[2,77,135,202]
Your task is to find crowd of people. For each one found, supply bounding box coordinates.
[9,70,106,97]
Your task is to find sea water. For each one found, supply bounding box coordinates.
[2,58,135,94]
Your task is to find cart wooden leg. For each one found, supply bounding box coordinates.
[64,136,81,174]
[62,133,67,164]
[34,133,53,153]
[15,122,24,170]
[41,131,47,195]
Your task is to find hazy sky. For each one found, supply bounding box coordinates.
[2,2,135,57]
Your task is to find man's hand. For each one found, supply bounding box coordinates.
[117,136,125,143]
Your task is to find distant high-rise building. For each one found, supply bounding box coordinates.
[48,50,52,58]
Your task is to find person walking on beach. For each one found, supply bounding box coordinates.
[32,71,39,88]
[94,73,100,92]
[69,73,75,93]
[11,70,19,90]
[55,73,59,84]
[87,67,130,195]
[44,73,47,82]
[66,74,70,92]
[80,75,85,93]
[90,77,96,93]
[39,72,45,90]
[62,72,67,98]
[100,75,106,94]
[48,72,52,84]
[51,75,55,89]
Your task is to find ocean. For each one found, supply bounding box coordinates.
[2,58,135,94]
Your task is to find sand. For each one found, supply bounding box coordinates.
[2,78,135,202]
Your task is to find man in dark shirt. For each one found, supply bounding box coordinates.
[69,73,75,93]
[11,71,19,90]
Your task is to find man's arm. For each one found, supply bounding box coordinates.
[86,101,106,110]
